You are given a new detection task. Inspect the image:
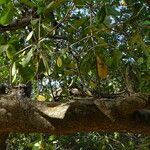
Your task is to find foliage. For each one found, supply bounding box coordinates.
[0,0,150,149]
[7,132,150,150]
[0,0,149,96]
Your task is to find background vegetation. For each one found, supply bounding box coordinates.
[0,0,149,149]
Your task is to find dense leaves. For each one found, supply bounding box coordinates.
[0,0,149,149]
[0,0,149,95]
[7,132,150,150]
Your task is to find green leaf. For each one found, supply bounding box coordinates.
[12,62,16,76]
[6,44,16,60]
[112,50,122,68]
[18,64,35,81]
[21,49,33,67]
[0,2,14,25]
[0,35,5,44]
[36,58,45,74]
[42,23,53,32]
[106,5,120,16]
[12,62,17,83]
[97,5,106,24]
[0,0,8,5]
[137,57,144,65]
[147,56,150,68]
[142,20,150,26]
[71,18,87,29]
[31,19,39,26]
[44,0,67,16]
[48,135,56,142]
[12,73,17,83]
[26,31,34,41]
[73,0,84,7]
[57,56,62,67]
[20,0,35,8]
[41,53,51,75]
[32,141,41,150]
[0,44,9,54]
[80,52,96,74]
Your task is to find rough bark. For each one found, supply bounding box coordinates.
[0,132,9,150]
[0,93,149,135]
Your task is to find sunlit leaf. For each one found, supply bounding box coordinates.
[57,56,62,67]
[12,62,16,76]
[85,88,92,96]
[37,95,46,101]
[0,0,7,4]
[89,80,96,89]
[31,19,39,25]
[0,2,14,25]
[21,49,33,67]
[12,73,17,83]
[120,0,127,6]
[32,141,42,150]
[42,23,53,32]
[0,44,9,54]
[12,62,17,83]
[26,31,34,41]
[142,20,150,25]
[48,135,56,142]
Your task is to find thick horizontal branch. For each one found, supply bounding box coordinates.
[0,18,66,40]
[0,93,149,135]
[0,10,62,34]
[0,17,32,32]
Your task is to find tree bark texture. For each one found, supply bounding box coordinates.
[0,93,149,135]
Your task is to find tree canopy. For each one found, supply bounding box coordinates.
[0,0,149,93]
[0,0,150,149]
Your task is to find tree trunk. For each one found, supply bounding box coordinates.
[0,93,149,135]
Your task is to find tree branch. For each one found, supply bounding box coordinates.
[0,132,9,150]
[0,93,149,135]
[0,17,33,33]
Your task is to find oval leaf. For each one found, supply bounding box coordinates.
[26,31,33,41]
[89,80,96,89]
[37,95,46,101]
[96,56,108,79]
[21,49,33,67]
[97,5,106,24]
[12,62,16,76]
[57,56,62,67]
[0,2,14,25]
[6,44,16,60]
[0,44,9,54]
